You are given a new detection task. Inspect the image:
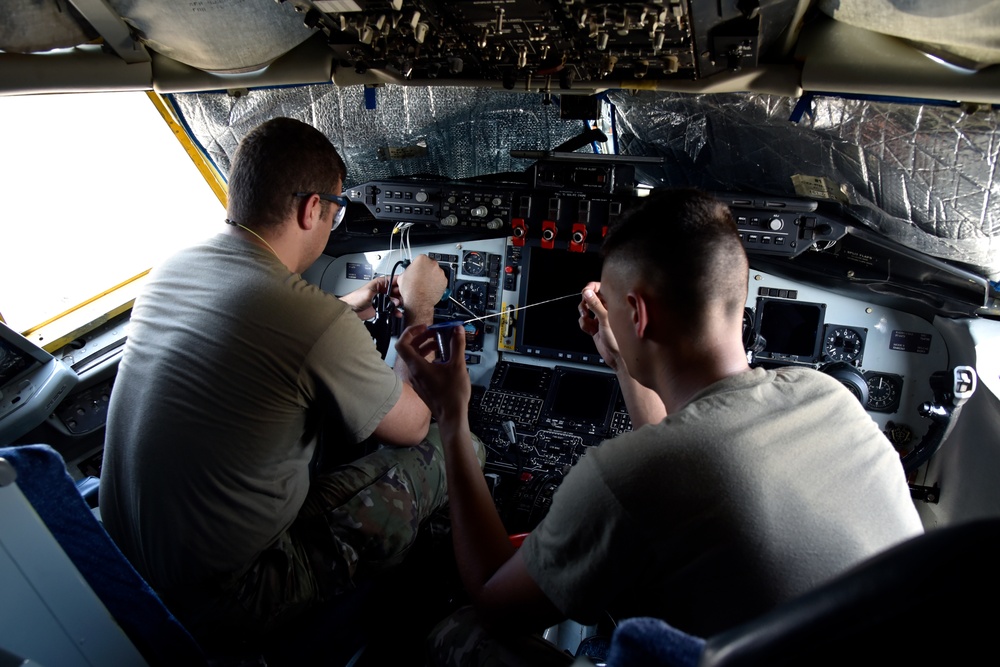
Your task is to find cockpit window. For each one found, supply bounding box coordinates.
[0,92,224,340]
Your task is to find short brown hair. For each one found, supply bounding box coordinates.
[226,117,347,230]
[602,189,749,330]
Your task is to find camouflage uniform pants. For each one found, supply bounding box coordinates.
[173,425,485,644]
[428,606,574,667]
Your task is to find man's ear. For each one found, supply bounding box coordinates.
[629,289,663,341]
[298,194,322,231]
[626,290,649,340]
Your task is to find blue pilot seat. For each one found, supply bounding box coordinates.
[0,444,208,667]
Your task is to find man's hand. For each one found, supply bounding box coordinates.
[578,282,623,371]
[397,255,448,325]
[395,323,471,420]
[396,322,563,634]
[339,275,398,320]
[580,282,666,426]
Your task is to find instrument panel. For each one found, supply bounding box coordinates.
[319,231,951,530]
[344,169,848,261]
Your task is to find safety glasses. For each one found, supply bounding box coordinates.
[295,192,349,230]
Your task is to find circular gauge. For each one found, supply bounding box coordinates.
[823,362,868,405]
[866,373,902,412]
[462,251,487,277]
[824,327,864,363]
[456,281,488,317]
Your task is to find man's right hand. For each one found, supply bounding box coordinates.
[578,282,623,372]
[397,255,447,325]
[580,281,667,427]
[395,323,471,422]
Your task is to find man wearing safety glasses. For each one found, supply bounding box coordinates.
[100,117,468,655]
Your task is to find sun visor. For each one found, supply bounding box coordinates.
[104,0,316,72]
[0,1,97,53]
[819,0,1000,70]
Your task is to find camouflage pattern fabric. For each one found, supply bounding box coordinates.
[428,606,574,667]
[178,425,485,642]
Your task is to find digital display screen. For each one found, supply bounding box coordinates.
[498,363,548,395]
[547,369,616,424]
[517,246,603,362]
[755,298,825,362]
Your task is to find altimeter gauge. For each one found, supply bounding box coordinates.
[823,325,866,364]
[456,281,488,318]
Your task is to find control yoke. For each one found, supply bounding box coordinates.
[902,366,978,473]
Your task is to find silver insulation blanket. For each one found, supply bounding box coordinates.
[173,85,583,184]
[610,92,999,280]
[173,85,999,279]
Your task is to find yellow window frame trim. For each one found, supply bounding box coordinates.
[22,92,228,353]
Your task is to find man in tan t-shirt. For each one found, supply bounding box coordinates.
[102,117,475,652]
[397,188,923,666]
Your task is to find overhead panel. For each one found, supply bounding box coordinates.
[304,0,796,89]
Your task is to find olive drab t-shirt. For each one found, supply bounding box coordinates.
[521,366,924,637]
[101,233,401,592]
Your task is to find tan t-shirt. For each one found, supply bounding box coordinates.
[522,366,923,636]
[101,233,401,591]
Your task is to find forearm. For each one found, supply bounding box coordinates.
[438,412,515,598]
[392,305,437,384]
[618,368,667,428]
[338,289,370,312]
[338,276,389,319]
[403,301,436,328]
[392,323,562,631]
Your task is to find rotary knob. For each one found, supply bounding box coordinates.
[415,192,429,203]
[441,215,458,226]
[487,218,503,230]
[471,206,488,218]
[768,217,784,231]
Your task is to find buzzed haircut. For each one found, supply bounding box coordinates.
[226,117,347,230]
[601,188,749,330]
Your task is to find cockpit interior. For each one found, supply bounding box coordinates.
[1,1,999,665]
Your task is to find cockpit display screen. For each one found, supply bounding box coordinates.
[497,363,549,395]
[516,246,604,364]
[754,297,826,363]
[546,368,616,425]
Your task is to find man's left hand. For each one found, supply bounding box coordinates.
[340,275,399,320]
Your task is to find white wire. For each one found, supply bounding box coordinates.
[381,222,418,276]
[462,292,580,324]
[387,223,396,265]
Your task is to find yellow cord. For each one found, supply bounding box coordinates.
[228,220,280,259]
